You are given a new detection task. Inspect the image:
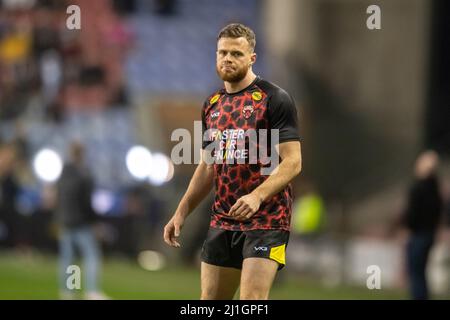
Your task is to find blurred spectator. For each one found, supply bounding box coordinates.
[112,0,136,15]
[402,150,444,300]
[32,7,60,58]
[0,143,20,247]
[30,185,58,253]
[154,0,177,15]
[0,13,33,119]
[292,181,326,238]
[55,141,108,300]
[39,49,63,106]
[117,186,149,258]
[114,185,166,259]
[0,0,132,119]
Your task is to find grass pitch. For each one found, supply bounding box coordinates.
[0,250,411,300]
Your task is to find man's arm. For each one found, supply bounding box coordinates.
[228,141,302,220]
[163,150,214,247]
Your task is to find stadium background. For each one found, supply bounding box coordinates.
[0,0,449,299]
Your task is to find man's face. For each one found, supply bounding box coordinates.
[216,37,256,83]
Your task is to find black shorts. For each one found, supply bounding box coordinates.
[200,228,290,270]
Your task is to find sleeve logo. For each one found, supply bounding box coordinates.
[210,94,221,105]
[251,91,262,101]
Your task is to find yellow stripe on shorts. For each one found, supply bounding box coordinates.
[269,244,286,265]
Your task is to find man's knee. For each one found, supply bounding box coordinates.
[240,289,269,300]
[200,285,219,300]
[239,271,274,300]
[201,285,236,300]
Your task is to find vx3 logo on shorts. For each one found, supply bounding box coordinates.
[254,246,268,251]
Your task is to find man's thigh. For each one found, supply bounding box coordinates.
[239,229,290,299]
[201,262,241,300]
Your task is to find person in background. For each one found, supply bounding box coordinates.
[403,150,443,300]
[55,141,108,300]
[0,143,19,248]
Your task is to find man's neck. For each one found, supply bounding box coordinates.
[224,71,257,94]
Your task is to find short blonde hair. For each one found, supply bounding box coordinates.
[217,23,256,51]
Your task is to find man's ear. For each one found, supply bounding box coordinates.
[250,52,257,65]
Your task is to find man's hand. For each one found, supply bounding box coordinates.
[228,193,263,221]
[163,152,214,248]
[163,214,185,248]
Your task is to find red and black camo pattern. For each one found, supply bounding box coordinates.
[202,83,293,231]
